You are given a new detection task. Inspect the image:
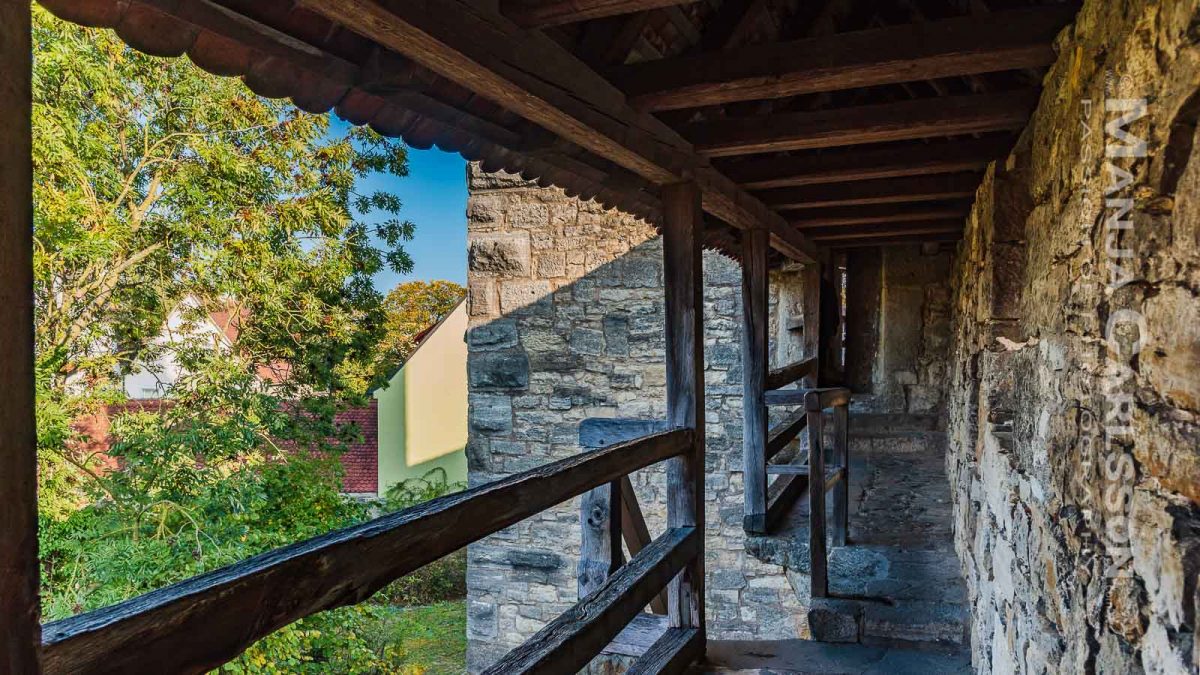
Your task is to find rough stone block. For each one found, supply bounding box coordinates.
[469,232,531,274]
[468,319,519,350]
[469,349,530,390]
[470,394,512,434]
[499,279,553,314]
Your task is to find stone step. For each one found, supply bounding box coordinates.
[695,638,970,674]
[808,596,968,650]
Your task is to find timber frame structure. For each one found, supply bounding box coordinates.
[1,1,1081,672]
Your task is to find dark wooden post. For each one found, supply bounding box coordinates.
[0,1,41,670]
[800,263,820,388]
[579,481,624,597]
[661,182,705,639]
[806,397,828,599]
[830,403,849,547]
[740,228,769,534]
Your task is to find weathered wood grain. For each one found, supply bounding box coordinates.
[41,429,691,675]
[483,527,699,674]
[612,7,1075,111]
[0,1,39,671]
[741,228,770,539]
[758,174,981,210]
[791,203,971,229]
[618,476,669,615]
[766,357,818,390]
[503,0,700,28]
[686,91,1038,157]
[662,182,706,635]
[831,404,849,547]
[765,411,808,462]
[719,136,1012,189]
[805,221,965,241]
[297,0,815,261]
[807,409,828,597]
[627,627,703,674]
[580,481,624,597]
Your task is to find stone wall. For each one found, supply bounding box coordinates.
[947,1,1200,672]
[848,245,954,415]
[463,166,811,672]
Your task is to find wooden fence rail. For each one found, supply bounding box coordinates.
[41,429,692,675]
[806,388,851,598]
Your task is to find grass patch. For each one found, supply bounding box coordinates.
[365,601,466,674]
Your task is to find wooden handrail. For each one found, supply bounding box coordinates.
[41,429,692,675]
[765,410,807,461]
[627,627,703,674]
[763,386,850,408]
[765,356,817,390]
[486,527,700,674]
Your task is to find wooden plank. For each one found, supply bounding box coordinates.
[790,202,971,229]
[661,182,706,633]
[806,221,964,241]
[831,404,849,547]
[740,228,770,536]
[766,356,817,390]
[764,387,850,408]
[765,411,808,462]
[618,476,668,615]
[807,410,828,597]
[579,481,624,597]
[764,472,807,534]
[765,464,809,476]
[627,627,703,674]
[600,613,668,657]
[758,174,981,210]
[719,136,1013,189]
[484,527,700,674]
[297,0,816,262]
[0,1,39,671]
[580,418,670,448]
[503,0,700,28]
[826,232,962,248]
[611,7,1075,111]
[685,90,1038,157]
[41,429,691,675]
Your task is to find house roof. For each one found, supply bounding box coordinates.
[38,0,1075,265]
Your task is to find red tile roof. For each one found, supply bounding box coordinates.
[334,401,378,494]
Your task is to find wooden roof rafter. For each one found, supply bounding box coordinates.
[292,0,817,262]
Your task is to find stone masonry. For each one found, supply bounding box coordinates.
[947,1,1200,672]
[463,166,815,672]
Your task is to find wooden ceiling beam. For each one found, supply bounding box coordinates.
[502,0,701,29]
[610,6,1075,112]
[805,220,964,240]
[759,173,981,210]
[687,90,1038,157]
[719,135,1012,189]
[297,0,816,262]
[789,201,970,229]
[822,231,961,248]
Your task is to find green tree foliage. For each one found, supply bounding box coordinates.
[379,280,466,367]
[31,6,466,671]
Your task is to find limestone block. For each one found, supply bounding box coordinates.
[469,232,531,274]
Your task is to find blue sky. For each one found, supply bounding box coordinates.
[330,118,469,292]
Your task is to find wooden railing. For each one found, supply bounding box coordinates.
[799,387,850,598]
[742,355,819,534]
[40,430,695,675]
[747,385,850,598]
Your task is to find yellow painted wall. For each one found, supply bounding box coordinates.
[374,302,468,495]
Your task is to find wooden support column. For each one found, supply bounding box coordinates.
[0,1,40,671]
[830,404,849,548]
[740,229,769,534]
[806,406,828,598]
[661,182,705,640]
[818,262,842,386]
[800,263,821,388]
[579,481,624,597]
